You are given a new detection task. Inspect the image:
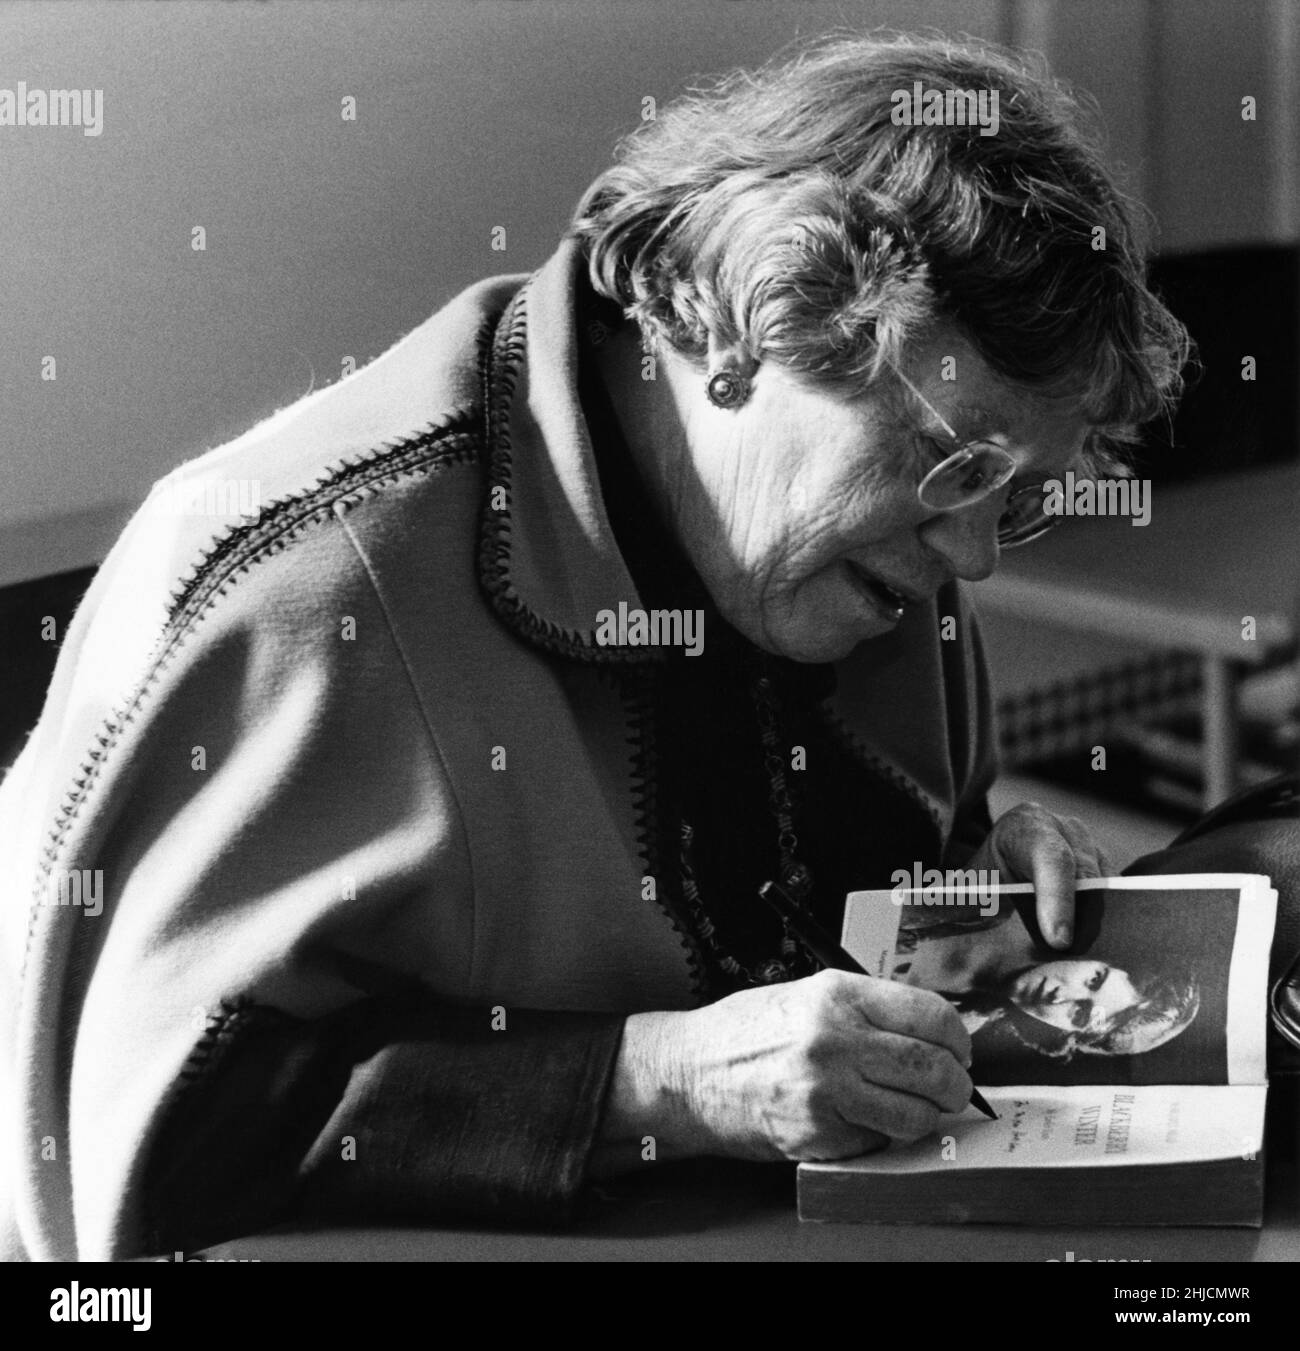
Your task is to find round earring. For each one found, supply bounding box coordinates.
[705,369,751,410]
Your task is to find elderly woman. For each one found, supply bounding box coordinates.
[0,33,1189,1259]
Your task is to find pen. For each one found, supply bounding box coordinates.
[758,879,999,1121]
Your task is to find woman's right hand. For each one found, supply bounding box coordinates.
[592,969,973,1172]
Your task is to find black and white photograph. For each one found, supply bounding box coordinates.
[939,888,1221,1088]
[846,878,1272,1086]
[0,0,1297,1305]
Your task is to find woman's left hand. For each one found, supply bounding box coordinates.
[965,802,1113,949]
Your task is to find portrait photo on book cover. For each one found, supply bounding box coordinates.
[892,888,1236,1087]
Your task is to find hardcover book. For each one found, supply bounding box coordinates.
[797,875,1277,1226]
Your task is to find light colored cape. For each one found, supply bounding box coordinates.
[0,237,997,1259]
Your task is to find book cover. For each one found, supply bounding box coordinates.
[797,875,1277,1226]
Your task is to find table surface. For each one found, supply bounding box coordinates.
[980,465,1299,661]
[200,1083,1300,1263]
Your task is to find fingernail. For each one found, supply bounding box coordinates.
[1052,923,1073,947]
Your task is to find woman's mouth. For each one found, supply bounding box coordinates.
[845,562,911,623]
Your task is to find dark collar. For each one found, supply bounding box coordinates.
[477,238,665,664]
[478,236,723,665]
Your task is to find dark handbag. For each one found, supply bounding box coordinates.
[1123,771,1300,1065]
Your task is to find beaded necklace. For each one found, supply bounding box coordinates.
[677,658,822,986]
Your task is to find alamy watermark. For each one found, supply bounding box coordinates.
[890,81,999,136]
[152,1250,261,1262]
[595,602,704,656]
[1043,472,1152,527]
[49,1284,150,1330]
[1046,1251,1151,1263]
[1,83,103,136]
[41,868,103,918]
[147,476,263,521]
[890,865,1001,916]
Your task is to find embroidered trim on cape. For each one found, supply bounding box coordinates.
[475,278,663,667]
[616,664,712,1002]
[176,995,294,1084]
[474,280,709,997]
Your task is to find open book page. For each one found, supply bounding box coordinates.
[799,1084,1268,1174]
[842,875,1276,1088]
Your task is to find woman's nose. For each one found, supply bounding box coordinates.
[917,498,1002,581]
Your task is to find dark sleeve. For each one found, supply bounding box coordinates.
[141,997,626,1255]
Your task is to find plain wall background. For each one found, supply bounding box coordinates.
[3,0,1297,585]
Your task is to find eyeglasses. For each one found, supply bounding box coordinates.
[890,367,1061,549]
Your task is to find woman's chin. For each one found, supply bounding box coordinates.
[716,580,897,663]
[754,608,893,663]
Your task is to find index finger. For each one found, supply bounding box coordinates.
[844,976,972,1068]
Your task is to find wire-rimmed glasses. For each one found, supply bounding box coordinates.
[891,367,1061,548]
